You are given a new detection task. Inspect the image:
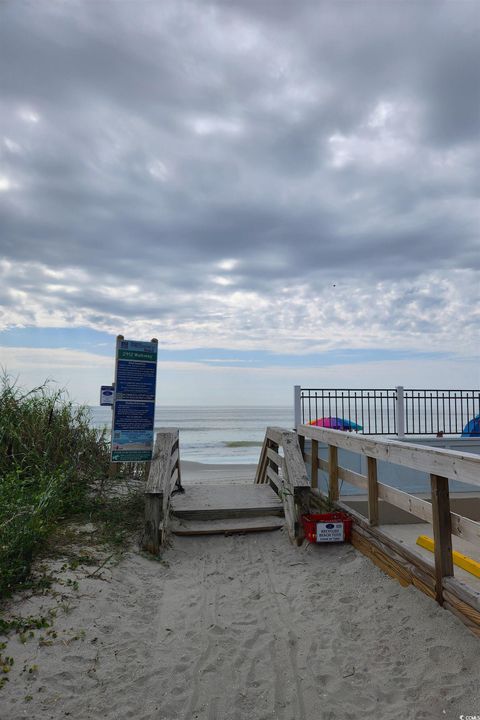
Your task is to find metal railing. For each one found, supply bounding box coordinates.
[295,387,480,437]
[404,389,480,436]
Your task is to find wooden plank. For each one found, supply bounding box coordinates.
[254,435,269,484]
[146,428,179,493]
[298,433,305,460]
[266,464,280,488]
[336,499,436,578]
[430,474,454,604]
[281,430,309,487]
[267,447,282,471]
[298,424,480,487]
[354,523,435,599]
[171,516,285,536]
[328,445,339,502]
[443,600,480,638]
[276,429,309,544]
[367,456,379,526]
[377,483,433,523]
[338,466,367,490]
[143,493,162,555]
[311,438,318,489]
[266,426,284,446]
[450,512,480,545]
[443,576,480,614]
[318,457,329,473]
[170,448,179,473]
[171,483,283,521]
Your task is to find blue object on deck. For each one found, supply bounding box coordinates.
[461,415,480,437]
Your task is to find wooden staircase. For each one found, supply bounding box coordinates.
[170,483,285,536]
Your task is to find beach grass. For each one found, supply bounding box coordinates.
[0,374,111,598]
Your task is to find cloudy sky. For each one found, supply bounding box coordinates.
[0,0,478,405]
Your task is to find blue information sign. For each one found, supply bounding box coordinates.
[111,338,158,462]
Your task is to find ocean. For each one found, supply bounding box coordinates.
[90,405,293,465]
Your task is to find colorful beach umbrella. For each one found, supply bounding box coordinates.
[309,417,363,431]
[461,415,480,437]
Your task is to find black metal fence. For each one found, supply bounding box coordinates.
[299,387,480,436]
[404,389,480,436]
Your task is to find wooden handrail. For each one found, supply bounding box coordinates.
[256,426,310,543]
[143,428,181,554]
[297,424,480,607]
[299,425,480,486]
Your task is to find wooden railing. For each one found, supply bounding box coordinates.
[255,427,311,544]
[143,428,182,554]
[298,424,480,628]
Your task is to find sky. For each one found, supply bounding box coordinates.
[0,0,478,406]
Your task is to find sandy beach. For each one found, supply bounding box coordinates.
[1,492,480,720]
[180,460,257,485]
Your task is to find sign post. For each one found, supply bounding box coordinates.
[110,335,158,463]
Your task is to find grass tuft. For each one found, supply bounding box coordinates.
[0,373,110,597]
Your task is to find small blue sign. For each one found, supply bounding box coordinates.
[100,385,114,406]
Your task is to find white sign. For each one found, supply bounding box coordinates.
[100,385,114,406]
[316,521,344,543]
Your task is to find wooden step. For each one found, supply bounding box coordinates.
[171,483,283,521]
[171,516,285,536]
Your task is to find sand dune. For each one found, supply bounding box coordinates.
[1,527,479,720]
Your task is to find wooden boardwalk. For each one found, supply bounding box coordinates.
[170,483,284,535]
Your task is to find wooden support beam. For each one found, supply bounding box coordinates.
[144,493,163,555]
[337,466,367,490]
[268,440,279,475]
[310,438,318,489]
[328,445,339,502]
[430,473,453,604]
[367,456,379,526]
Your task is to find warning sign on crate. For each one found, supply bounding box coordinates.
[316,521,345,543]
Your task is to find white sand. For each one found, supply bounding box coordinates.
[180,460,257,485]
[2,526,480,720]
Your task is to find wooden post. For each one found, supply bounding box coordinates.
[294,385,301,430]
[310,439,318,489]
[143,493,163,554]
[367,456,379,526]
[328,445,339,502]
[298,433,305,459]
[430,474,454,604]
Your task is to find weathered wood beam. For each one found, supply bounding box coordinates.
[430,474,454,604]
[310,438,318,489]
[367,456,379,526]
[298,424,480,487]
[328,445,339,502]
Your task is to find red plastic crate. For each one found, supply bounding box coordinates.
[301,512,353,543]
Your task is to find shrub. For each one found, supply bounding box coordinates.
[0,374,110,596]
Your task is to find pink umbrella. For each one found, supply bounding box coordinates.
[309,417,363,431]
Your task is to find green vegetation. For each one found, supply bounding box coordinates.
[0,374,110,597]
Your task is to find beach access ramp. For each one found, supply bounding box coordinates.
[142,428,286,550]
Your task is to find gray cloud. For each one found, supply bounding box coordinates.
[0,0,478,355]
